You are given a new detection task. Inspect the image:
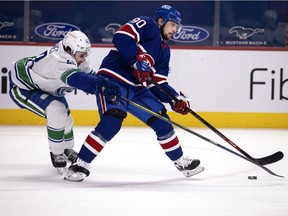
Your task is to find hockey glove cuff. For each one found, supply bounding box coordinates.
[172,91,190,115]
[133,54,153,82]
[96,77,121,104]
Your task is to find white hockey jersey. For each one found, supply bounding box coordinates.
[9,41,94,97]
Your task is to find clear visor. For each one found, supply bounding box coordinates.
[176,23,182,33]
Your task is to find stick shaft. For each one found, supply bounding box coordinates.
[148,78,283,165]
[122,96,284,178]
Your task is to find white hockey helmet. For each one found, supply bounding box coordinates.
[62,30,91,55]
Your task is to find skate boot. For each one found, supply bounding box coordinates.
[64,148,78,164]
[50,152,67,175]
[64,158,90,182]
[174,155,204,177]
[50,152,67,168]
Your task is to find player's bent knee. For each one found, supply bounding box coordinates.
[46,100,68,127]
[94,109,127,141]
[104,108,127,121]
[146,108,174,137]
[146,108,167,125]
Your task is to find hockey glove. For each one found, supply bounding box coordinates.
[172,91,190,115]
[133,54,152,82]
[97,77,121,104]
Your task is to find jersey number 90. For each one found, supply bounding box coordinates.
[131,18,146,28]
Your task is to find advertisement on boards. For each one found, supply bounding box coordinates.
[0,45,287,113]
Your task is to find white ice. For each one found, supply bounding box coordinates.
[0,126,287,216]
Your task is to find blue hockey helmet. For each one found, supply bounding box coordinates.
[154,5,181,25]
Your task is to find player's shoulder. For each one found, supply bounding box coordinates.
[129,16,158,37]
[137,16,153,22]
[129,16,156,26]
[47,52,78,72]
[51,42,77,66]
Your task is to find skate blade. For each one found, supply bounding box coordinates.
[182,166,205,177]
[57,168,64,175]
[64,170,86,182]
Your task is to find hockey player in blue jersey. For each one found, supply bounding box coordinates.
[8,30,120,173]
[65,5,204,181]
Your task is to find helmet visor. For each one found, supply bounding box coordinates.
[176,23,182,34]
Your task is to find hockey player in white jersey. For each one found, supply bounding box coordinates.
[8,30,120,172]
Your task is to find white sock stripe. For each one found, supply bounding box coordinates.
[89,132,106,146]
[158,133,177,144]
[84,142,100,155]
[48,137,64,143]
[162,143,181,153]
[47,126,65,132]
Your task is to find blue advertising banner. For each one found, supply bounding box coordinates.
[0,1,287,47]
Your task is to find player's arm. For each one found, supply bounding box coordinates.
[113,17,153,65]
[149,81,178,103]
[61,69,100,94]
[113,17,155,82]
[113,25,138,66]
[149,79,190,115]
[60,70,120,102]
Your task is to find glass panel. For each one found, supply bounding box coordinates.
[219,1,287,47]
[0,1,25,41]
[1,1,287,47]
[28,1,215,45]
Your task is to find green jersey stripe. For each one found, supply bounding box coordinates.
[15,57,39,90]
[11,86,45,118]
[60,69,80,84]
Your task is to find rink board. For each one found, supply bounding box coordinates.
[0,109,287,128]
[0,45,287,128]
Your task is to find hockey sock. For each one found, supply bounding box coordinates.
[63,114,74,149]
[158,131,183,161]
[46,101,68,154]
[78,113,122,163]
[78,132,106,163]
[148,116,183,161]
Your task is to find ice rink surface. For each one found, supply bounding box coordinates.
[0,125,287,216]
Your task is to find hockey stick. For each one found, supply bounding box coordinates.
[122,96,284,178]
[147,78,284,165]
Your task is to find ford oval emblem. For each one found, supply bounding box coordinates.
[171,25,209,43]
[35,22,80,40]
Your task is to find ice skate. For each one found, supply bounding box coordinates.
[50,152,67,168]
[174,155,204,177]
[50,152,67,174]
[64,148,78,164]
[64,158,90,182]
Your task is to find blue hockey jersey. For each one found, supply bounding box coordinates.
[97,16,179,102]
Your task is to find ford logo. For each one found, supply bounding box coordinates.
[35,22,80,40]
[170,25,209,43]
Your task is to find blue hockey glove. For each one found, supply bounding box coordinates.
[133,54,152,82]
[97,77,121,104]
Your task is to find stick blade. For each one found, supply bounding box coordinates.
[257,151,284,165]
